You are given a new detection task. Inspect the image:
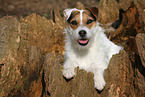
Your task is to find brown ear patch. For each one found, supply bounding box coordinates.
[85,7,99,19]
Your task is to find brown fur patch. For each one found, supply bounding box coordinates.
[82,10,97,29]
[67,11,80,30]
[68,9,97,30]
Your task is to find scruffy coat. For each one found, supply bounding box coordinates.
[62,8,122,90]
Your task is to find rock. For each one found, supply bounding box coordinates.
[136,33,145,67]
[76,2,85,10]
[19,46,43,97]
[135,33,145,94]
[105,50,135,97]
[107,2,144,45]
[0,16,21,97]
[0,16,44,96]
[20,13,65,55]
[134,0,145,16]
[71,68,97,97]
[119,0,133,11]
[44,53,71,97]
[143,9,145,31]
[98,0,119,24]
[0,16,20,61]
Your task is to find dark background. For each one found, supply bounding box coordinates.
[0,0,100,19]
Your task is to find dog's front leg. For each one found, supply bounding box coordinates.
[63,58,77,79]
[93,68,106,91]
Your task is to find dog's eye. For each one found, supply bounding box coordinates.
[70,20,77,25]
[87,19,93,24]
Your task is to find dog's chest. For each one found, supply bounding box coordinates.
[70,47,109,71]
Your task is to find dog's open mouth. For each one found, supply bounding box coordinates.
[78,39,89,46]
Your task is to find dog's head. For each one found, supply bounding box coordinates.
[64,7,99,48]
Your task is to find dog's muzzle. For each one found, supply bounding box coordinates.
[78,30,89,46]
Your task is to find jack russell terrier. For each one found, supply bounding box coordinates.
[62,7,122,91]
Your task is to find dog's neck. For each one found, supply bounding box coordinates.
[71,42,90,57]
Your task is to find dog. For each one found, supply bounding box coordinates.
[62,7,122,91]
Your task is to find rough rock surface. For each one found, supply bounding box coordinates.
[136,33,145,67]
[0,1,145,97]
[105,50,134,97]
[44,53,71,97]
[0,16,21,97]
[135,33,145,95]
[0,17,44,97]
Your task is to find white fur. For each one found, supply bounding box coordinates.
[63,8,122,91]
[79,10,84,25]
[63,8,78,20]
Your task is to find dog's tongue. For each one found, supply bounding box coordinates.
[79,39,88,44]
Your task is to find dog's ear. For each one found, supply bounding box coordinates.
[63,8,77,20]
[86,7,99,19]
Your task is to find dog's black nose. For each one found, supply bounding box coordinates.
[79,30,86,37]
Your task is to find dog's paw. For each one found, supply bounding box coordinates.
[94,78,106,91]
[63,68,75,79]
